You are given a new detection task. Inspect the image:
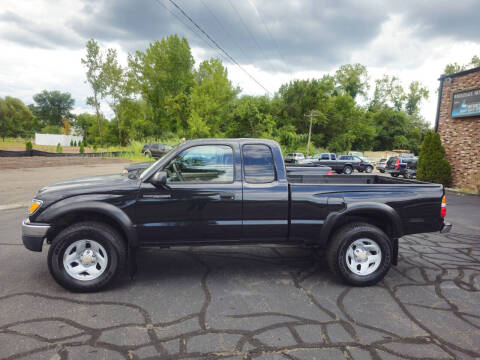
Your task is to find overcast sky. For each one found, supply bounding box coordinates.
[1,0,480,125]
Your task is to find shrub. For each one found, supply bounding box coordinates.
[417,131,452,187]
[93,144,97,152]
[70,140,73,147]
[79,142,84,154]
[25,141,33,152]
[56,143,62,154]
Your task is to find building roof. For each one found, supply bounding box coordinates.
[439,66,480,80]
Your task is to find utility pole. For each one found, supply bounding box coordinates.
[304,110,319,157]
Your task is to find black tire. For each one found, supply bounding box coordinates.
[144,150,152,158]
[365,165,373,173]
[48,221,126,292]
[343,165,353,175]
[391,173,399,177]
[379,170,385,173]
[326,222,393,286]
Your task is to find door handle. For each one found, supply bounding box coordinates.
[220,193,235,200]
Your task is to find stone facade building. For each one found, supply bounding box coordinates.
[435,67,480,191]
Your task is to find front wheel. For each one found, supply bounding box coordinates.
[365,165,373,173]
[48,222,126,292]
[327,222,393,286]
[343,166,353,175]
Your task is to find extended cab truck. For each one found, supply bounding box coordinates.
[22,138,451,292]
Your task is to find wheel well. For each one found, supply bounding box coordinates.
[327,213,394,243]
[46,211,128,246]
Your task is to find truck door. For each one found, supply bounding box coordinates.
[241,144,289,242]
[136,144,242,244]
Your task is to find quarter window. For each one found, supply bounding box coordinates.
[243,144,276,183]
[165,145,233,183]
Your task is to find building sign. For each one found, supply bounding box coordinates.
[451,88,480,117]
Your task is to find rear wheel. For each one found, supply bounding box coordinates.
[327,222,393,286]
[365,165,373,173]
[343,166,353,175]
[379,169,385,173]
[144,150,152,158]
[391,173,399,177]
[48,222,126,292]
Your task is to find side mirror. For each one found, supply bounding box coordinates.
[150,171,168,188]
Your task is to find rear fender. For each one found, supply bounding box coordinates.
[319,202,403,246]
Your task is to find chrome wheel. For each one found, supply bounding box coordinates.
[345,238,382,276]
[63,240,108,281]
[365,166,373,173]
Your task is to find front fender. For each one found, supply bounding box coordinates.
[319,202,403,245]
[36,199,139,247]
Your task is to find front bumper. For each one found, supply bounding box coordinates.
[22,219,50,252]
[440,221,452,234]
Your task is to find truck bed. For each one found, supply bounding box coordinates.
[287,174,427,185]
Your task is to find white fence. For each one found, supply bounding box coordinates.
[35,133,83,146]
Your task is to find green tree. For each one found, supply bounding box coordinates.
[229,95,274,138]
[0,97,35,139]
[129,35,194,135]
[82,39,106,144]
[370,75,405,111]
[417,131,452,186]
[79,142,85,154]
[334,64,369,99]
[102,48,127,144]
[190,58,239,136]
[31,90,74,127]
[405,81,429,115]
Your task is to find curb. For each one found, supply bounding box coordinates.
[0,203,29,211]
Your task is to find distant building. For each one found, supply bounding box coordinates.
[435,67,480,190]
[35,133,83,146]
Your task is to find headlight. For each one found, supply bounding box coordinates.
[28,199,43,215]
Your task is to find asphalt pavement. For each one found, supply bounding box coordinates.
[0,173,479,359]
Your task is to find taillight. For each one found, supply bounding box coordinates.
[440,195,447,218]
[394,158,400,168]
[358,162,361,166]
[326,170,333,175]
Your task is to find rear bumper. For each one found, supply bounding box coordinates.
[440,221,452,234]
[22,219,50,252]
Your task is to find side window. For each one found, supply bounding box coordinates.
[243,144,276,183]
[331,154,336,160]
[164,145,233,183]
[321,154,329,160]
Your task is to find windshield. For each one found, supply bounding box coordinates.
[139,147,176,180]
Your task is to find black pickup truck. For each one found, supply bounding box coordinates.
[22,138,450,292]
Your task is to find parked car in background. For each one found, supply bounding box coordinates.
[405,158,417,179]
[142,143,173,158]
[385,156,417,177]
[313,153,337,161]
[377,158,388,173]
[284,152,305,164]
[338,155,374,173]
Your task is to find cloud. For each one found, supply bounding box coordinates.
[0,10,83,49]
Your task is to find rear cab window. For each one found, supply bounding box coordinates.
[243,144,276,183]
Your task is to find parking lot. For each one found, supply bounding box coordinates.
[0,163,479,359]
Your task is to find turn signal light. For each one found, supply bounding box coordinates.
[28,200,43,215]
[440,195,446,218]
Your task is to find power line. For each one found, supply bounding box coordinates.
[227,0,279,74]
[152,0,222,58]
[247,0,287,69]
[200,0,251,64]
[165,0,272,95]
